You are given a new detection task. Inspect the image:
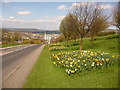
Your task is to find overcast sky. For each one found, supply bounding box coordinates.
[0,1,118,30]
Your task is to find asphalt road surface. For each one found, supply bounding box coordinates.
[1,44,35,55]
[2,44,42,81]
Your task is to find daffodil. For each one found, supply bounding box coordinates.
[112,55,115,58]
[70,65,73,67]
[53,62,56,64]
[70,62,73,65]
[66,65,69,67]
[67,71,70,75]
[71,70,75,73]
[66,69,68,72]
[102,58,104,61]
[65,61,68,64]
[106,58,109,61]
[51,50,116,75]
[100,63,102,66]
[83,60,86,62]
[75,69,78,71]
[91,62,95,66]
[78,60,80,62]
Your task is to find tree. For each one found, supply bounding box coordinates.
[68,13,79,43]
[59,13,78,47]
[59,17,70,47]
[71,2,109,50]
[14,31,22,42]
[90,16,109,47]
[114,1,120,30]
[2,31,13,45]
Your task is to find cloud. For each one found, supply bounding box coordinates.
[69,3,80,10]
[0,0,11,4]
[2,16,65,23]
[0,16,2,20]
[98,4,113,9]
[17,11,32,16]
[43,16,49,18]
[35,16,65,23]
[57,5,68,10]
[70,2,97,9]
[57,3,96,11]
[9,16,15,19]
[71,2,88,7]
[2,16,65,30]
[70,2,113,10]
[1,16,25,23]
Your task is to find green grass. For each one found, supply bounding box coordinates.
[24,34,119,88]
[0,43,25,48]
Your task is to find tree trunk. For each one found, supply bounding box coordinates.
[66,36,69,47]
[90,36,94,48]
[74,36,76,43]
[80,37,83,50]
[64,36,67,47]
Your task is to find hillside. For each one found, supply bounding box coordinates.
[2,28,60,34]
[24,34,118,88]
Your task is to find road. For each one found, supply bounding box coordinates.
[1,44,35,55]
[2,44,45,88]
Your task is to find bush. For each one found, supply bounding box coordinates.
[105,34,119,39]
[98,31,116,36]
[94,34,119,41]
[23,40,32,44]
[49,46,67,51]
[22,40,42,44]
[54,34,65,43]
[49,43,61,47]
[32,40,42,44]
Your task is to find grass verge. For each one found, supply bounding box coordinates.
[0,44,24,48]
[24,34,118,88]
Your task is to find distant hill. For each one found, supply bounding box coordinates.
[1,28,60,34]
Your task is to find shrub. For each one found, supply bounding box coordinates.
[53,34,65,43]
[98,31,116,36]
[105,34,119,39]
[49,43,61,47]
[49,46,67,51]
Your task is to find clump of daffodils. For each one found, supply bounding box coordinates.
[49,43,61,47]
[51,50,117,75]
[49,46,67,51]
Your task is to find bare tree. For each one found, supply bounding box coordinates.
[71,2,109,50]
[90,15,109,47]
[114,1,120,30]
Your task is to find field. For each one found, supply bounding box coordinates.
[24,34,119,88]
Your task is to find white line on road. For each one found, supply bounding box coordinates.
[2,61,25,82]
[1,44,36,56]
[0,44,29,50]
[1,44,40,83]
[2,44,37,82]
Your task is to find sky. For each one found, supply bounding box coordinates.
[0,1,118,30]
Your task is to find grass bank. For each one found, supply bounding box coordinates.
[0,44,24,48]
[24,34,118,88]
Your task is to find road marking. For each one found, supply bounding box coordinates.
[1,44,36,56]
[2,44,40,83]
[0,44,29,50]
[2,60,25,82]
